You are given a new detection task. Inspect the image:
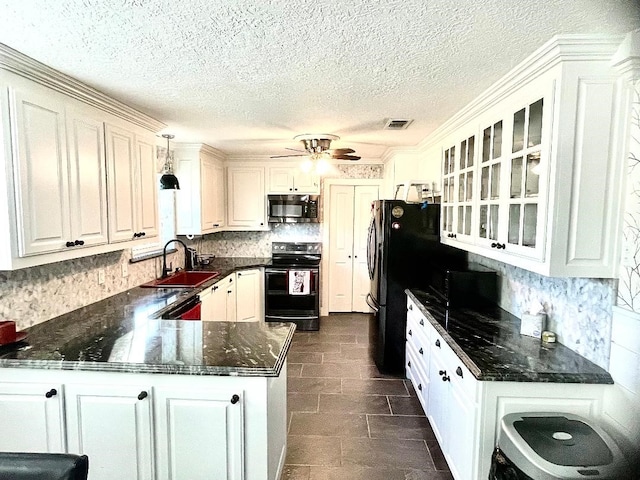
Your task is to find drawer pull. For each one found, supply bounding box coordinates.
[442,374,450,382]
[419,319,424,326]
[456,366,463,378]
[137,391,148,400]
[408,329,412,336]
[418,383,422,391]
[45,388,57,398]
[435,339,440,348]
[439,370,446,376]
[408,361,411,368]
[419,347,424,355]
[230,394,240,404]
[408,304,413,311]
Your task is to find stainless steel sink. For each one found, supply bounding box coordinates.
[141,271,219,288]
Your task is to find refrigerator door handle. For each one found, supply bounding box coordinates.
[366,293,379,312]
[366,215,376,280]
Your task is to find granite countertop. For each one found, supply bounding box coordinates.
[0,257,295,377]
[406,289,613,384]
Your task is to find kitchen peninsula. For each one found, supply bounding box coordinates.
[0,271,293,480]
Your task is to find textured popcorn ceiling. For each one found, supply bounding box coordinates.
[0,0,638,159]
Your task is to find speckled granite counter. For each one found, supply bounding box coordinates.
[407,289,613,384]
[0,258,295,377]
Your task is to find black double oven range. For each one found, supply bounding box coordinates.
[265,242,321,331]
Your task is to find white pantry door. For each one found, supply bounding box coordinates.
[328,184,378,312]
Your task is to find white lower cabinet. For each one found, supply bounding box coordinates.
[236,269,263,322]
[154,387,244,480]
[65,383,154,480]
[406,297,611,480]
[201,269,263,322]
[0,382,65,453]
[0,367,287,480]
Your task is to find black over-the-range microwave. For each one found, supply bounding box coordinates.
[267,194,320,223]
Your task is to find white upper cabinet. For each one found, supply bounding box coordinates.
[106,123,158,243]
[437,36,628,278]
[174,144,226,235]
[226,165,268,230]
[268,166,320,194]
[0,46,164,270]
[5,77,109,257]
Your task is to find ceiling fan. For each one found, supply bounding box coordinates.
[270,134,361,161]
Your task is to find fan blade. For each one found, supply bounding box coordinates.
[285,147,306,153]
[270,154,306,158]
[329,148,355,155]
[333,154,361,161]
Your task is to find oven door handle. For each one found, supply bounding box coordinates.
[366,293,379,313]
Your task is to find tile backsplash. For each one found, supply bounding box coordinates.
[0,249,182,331]
[469,253,615,369]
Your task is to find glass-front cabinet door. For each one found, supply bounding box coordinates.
[477,120,503,249]
[441,132,476,243]
[506,98,545,258]
[441,144,456,237]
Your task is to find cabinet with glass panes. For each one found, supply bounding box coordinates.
[475,96,547,261]
[441,132,476,243]
[438,36,626,278]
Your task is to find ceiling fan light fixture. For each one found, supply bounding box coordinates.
[160,134,180,190]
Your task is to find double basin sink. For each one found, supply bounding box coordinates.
[141,271,220,289]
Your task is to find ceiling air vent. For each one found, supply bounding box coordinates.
[383,118,413,130]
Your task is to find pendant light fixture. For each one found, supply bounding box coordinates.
[159,134,180,190]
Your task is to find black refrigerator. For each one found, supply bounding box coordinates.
[366,200,466,375]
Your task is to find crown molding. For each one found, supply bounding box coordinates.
[611,29,640,82]
[416,34,624,151]
[173,142,227,160]
[0,43,165,132]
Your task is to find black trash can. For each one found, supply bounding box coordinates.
[489,412,630,479]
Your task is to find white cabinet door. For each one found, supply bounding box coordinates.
[0,382,65,453]
[328,185,355,312]
[446,377,478,480]
[268,167,293,193]
[65,383,154,480]
[203,274,236,321]
[9,83,71,256]
[328,184,378,312]
[105,123,137,243]
[106,124,158,243]
[175,147,225,235]
[212,162,226,229]
[268,167,320,194]
[227,166,267,229]
[226,273,237,321]
[211,282,229,321]
[427,339,448,448]
[154,387,244,480]
[200,155,217,230]
[236,269,263,322]
[66,106,108,248]
[135,133,159,240]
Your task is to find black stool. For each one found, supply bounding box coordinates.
[0,452,88,480]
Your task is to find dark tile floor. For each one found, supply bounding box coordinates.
[281,313,454,480]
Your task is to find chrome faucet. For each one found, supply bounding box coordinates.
[161,239,193,278]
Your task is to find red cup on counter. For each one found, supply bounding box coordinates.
[0,320,27,346]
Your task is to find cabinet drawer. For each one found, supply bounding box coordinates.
[405,345,428,412]
[407,300,431,340]
[431,329,478,403]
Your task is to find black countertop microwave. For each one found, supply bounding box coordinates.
[268,195,319,223]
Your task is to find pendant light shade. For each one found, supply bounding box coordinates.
[160,134,180,190]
